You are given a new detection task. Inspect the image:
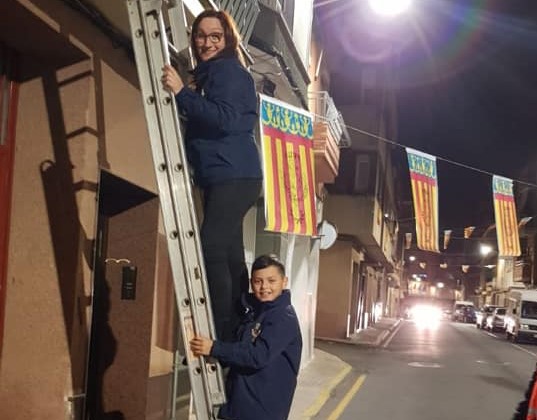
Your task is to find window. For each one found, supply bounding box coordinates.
[327,150,377,195]
[522,301,537,319]
[353,154,370,194]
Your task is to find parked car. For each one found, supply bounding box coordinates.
[451,305,475,323]
[476,305,499,329]
[451,300,475,322]
[485,307,507,332]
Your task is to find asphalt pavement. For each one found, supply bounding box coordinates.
[289,317,401,419]
[313,319,537,420]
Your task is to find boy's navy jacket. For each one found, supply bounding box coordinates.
[211,290,302,420]
[175,56,263,188]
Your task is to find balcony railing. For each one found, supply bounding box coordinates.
[308,91,351,148]
[219,0,260,44]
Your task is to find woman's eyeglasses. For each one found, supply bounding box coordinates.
[194,32,224,44]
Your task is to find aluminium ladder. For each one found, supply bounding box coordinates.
[125,1,225,418]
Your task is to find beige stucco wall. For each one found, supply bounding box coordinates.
[0,1,160,419]
[315,240,353,338]
[1,70,79,419]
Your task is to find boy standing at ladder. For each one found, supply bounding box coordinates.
[190,254,303,420]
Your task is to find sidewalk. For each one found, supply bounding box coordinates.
[289,318,401,419]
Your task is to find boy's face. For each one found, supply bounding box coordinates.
[251,265,288,302]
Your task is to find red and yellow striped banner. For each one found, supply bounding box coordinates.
[492,175,520,257]
[259,95,317,236]
[406,148,440,253]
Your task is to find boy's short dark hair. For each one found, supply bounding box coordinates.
[251,254,285,277]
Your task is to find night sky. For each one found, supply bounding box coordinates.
[317,0,537,282]
[396,0,537,230]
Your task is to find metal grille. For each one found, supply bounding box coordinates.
[308,91,351,148]
[219,0,260,44]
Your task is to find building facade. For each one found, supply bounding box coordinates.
[0,0,350,418]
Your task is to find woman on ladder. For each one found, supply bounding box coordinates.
[161,10,262,342]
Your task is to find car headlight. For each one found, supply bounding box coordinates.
[520,324,530,330]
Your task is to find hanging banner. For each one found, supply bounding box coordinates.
[464,226,475,239]
[259,94,317,236]
[492,175,521,257]
[443,230,452,250]
[406,148,440,252]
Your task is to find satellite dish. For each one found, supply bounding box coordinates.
[318,220,337,250]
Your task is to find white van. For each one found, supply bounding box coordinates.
[504,290,537,342]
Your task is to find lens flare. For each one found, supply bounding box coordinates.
[368,0,412,17]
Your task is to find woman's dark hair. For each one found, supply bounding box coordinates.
[251,254,286,277]
[190,10,245,66]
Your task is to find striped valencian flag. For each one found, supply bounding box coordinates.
[406,148,440,253]
[464,226,475,239]
[259,95,317,236]
[492,175,521,257]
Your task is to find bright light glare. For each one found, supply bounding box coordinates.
[409,255,416,262]
[368,0,412,16]
[437,282,444,289]
[480,244,493,256]
[410,305,441,329]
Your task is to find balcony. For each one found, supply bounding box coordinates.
[324,194,396,267]
[309,92,350,184]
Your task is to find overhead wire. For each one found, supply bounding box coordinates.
[309,111,537,190]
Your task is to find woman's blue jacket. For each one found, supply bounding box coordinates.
[175,56,263,187]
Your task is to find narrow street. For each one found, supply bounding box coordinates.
[315,319,537,420]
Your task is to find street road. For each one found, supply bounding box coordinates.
[315,319,537,420]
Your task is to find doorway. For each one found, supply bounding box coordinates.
[85,170,159,420]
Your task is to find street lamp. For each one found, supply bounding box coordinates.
[368,0,413,16]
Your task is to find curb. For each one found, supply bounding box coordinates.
[302,363,352,418]
[316,318,402,348]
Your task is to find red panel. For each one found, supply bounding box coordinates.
[0,59,18,358]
